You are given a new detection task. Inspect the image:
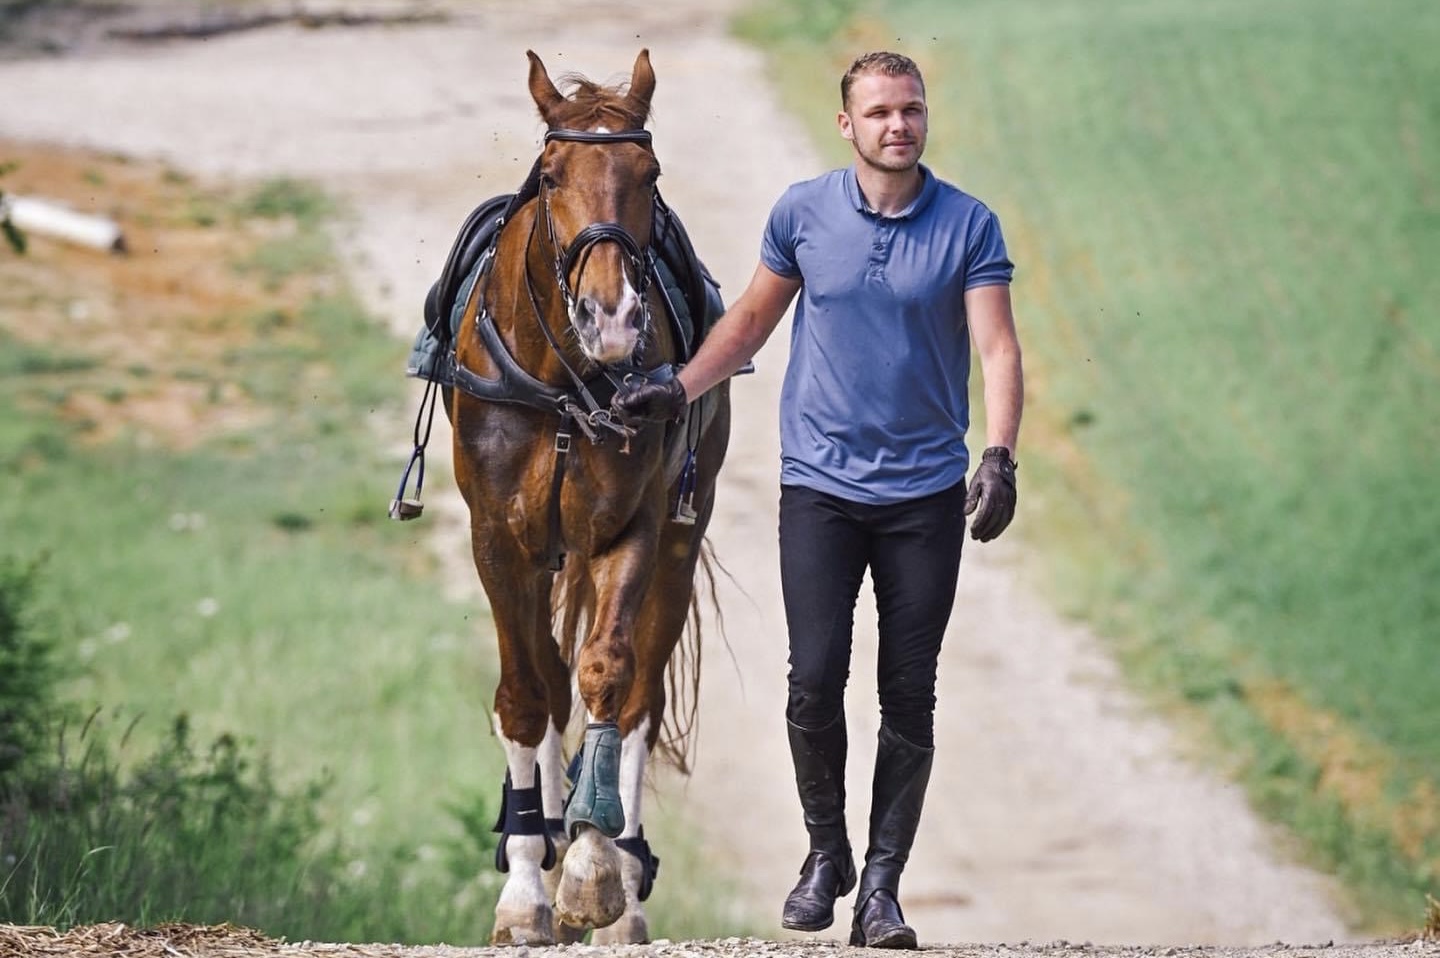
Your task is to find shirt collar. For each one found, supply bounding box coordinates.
[843,163,938,220]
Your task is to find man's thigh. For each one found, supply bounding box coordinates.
[778,484,871,722]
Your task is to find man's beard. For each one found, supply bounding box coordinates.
[855,136,923,173]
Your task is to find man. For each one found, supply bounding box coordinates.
[615,51,1023,949]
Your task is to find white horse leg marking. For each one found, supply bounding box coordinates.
[538,721,570,906]
[617,717,649,842]
[591,717,652,944]
[490,718,558,945]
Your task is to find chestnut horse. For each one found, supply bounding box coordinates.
[446,50,729,944]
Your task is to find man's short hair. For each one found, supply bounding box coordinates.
[840,52,926,111]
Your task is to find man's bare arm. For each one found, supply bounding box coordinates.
[678,263,802,400]
[965,283,1024,455]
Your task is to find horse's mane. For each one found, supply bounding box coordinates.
[548,73,652,130]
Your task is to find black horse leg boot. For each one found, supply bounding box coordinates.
[850,724,934,949]
[781,715,857,931]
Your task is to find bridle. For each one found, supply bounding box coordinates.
[520,127,657,395]
[536,128,655,324]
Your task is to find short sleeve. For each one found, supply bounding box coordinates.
[759,189,802,279]
[964,209,1014,289]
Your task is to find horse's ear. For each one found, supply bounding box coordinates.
[628,48,655,117]
[527,50,565,123]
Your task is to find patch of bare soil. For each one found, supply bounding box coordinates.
[0,140,327,448]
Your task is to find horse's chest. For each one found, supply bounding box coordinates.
[498,444,652,554]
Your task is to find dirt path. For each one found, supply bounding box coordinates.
[0,0,1358,947]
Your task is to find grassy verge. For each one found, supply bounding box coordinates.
[735,0,1440,934]
[0,145,504,942]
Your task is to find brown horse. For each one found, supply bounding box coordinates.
[445,50,730,945]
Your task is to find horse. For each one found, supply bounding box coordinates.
[443,49,730,945]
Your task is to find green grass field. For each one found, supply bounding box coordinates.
[737,0,1440,932]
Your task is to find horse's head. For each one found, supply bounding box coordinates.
[526,49,660,367]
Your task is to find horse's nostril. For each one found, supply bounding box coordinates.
[577,296,599,322]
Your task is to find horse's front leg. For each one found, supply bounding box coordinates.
[554,527,654,933]
[490,717,569,944]
[587,719,662,944]
[471,533,572,946]
[590,509,712,945]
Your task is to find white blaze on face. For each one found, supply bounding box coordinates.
[572,123,646,366]
[580,278,644,365]
[570,251,644,365]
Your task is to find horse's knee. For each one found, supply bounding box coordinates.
[577,641,635,719]
[495,686,555,745]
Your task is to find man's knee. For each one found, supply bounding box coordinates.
[878,688,936,748]
[879,711,934,749]
[787,686,844,730]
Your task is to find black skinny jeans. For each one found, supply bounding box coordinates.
[778,480,967,748]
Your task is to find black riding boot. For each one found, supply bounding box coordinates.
[780,715,857,931]
[850,724,934,949]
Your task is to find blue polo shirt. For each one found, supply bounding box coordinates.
[760,165,1013,504]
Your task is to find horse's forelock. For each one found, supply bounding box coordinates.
[547,72,650,131]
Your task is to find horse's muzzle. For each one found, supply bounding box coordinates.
[574,289,645,365]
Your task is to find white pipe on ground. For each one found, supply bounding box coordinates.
[3,195,126,253]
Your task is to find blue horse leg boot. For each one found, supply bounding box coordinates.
[564,721,626,839]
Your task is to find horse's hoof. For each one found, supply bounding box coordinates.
[489,903,555,946]
[554,828,625,930]
[565,722,625,838]
[590,911,649,945]
[556,921,588,944]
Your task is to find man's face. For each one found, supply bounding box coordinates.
[838,71,928,174]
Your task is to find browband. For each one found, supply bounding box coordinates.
[544,128,653,146]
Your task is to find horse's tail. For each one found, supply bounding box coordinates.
[552,538,724,776]
[554,563,593,676]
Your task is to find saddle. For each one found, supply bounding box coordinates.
[406,188,725,386]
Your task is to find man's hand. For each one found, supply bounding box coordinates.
[613,378,688,423]
[963,446,1017,542]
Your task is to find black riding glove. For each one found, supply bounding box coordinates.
[963,446,1018,542]
[612,378,688,423]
